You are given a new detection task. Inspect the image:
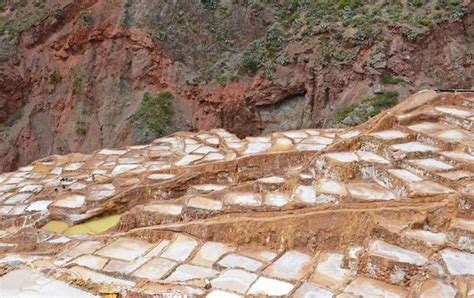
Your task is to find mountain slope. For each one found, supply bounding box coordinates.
[0,0,472,172]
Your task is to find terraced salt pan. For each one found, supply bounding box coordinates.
[369,240,428,265]
[133,257,177,280]
[145,240,170,258]
[191,184,227,193]
[283,131,308,139]
[437,170,474,181]
[96,238,154,261]
[248,277,294,296]
[317,180,347,196]
[408,181,454,196]
[88,184,115,201]
[370,130,409,140]
[0,205,13,215]
[194,146,219,154]
[348,183,396,201]
[440,249,474,275]
[402,230,447,246]
[65,241,103,258]
[238,247,277,263]
[292,185,317,204]
[9,205,26,215]
[243,142,272,155]
[70,266,135,287]
[225,193,261,207]
[192,242,233,267]
[104,257,149,275]
[175,154,203,166]
[451,218,474,233]
[147,173,176,180]
[187,196,223,211]
[211,269,257,294]
[409,158,454,171]
[264,192,288,207]
[226,142,245,149]
[264,251,312,280]
[408,122,448,133]
[257,176,285,184]
[0,184,16,192]
[436,106,472,117]
[69,183,87,191]
[98,149,128,155]
[304,135,334,145]
[64,162,84,171]
[204,137,220,145]
[203,152,225,161]
[217,253,264,272]
[184,144,200,153]
[70,254,108,270]
[440,151,474,163]
[19,184,43,193]
[0,269,96,297]
[111,164,139,176]
[4,193,32,204]
[165,264,219,282]
[52,194,85,209]
[420,279,456,298]
[388,169,423,182]
[5,177,24,184]
[293,283,333,298]
[295,144,327,151]
[390,142,438,153]
[51,167,63,175]
[246,136,271,143]
[357,151,390,164]
[325,152,358,162]
[161,235,198,262]
[311,253,350,290]
[435,129,473,141]
[146,204,182,216]
[344,277,406,298]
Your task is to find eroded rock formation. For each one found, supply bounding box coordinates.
[0,1,473,172]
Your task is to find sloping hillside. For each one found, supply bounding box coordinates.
[0,0,472,171]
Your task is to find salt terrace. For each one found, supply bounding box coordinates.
[0,90,473,297]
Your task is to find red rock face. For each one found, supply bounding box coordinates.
[0,1,472,172]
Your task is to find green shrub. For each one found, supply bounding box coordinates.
[409,0,426,7]
[50,72,62,85]
[239,28,291,76]
[362,91,399,109]
[0,108,24,132]
[319,37,334,66]
[337,0,362,10]
[216,76,227,86]
[242,52,260,75]
[331,103,357,126]
[77,10,92,27]
[70,67,85,95]
[132,91,173,138]
[416,18,433,28]
[379,75,405,84]
[76,127,87,136]
[330,91,399,127]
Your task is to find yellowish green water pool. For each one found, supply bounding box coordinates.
[42,214,120,236]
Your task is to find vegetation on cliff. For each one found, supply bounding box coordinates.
[331,91,399,127]
[132,92,173,143]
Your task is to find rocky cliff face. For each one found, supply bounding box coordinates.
[0,0,473,172]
